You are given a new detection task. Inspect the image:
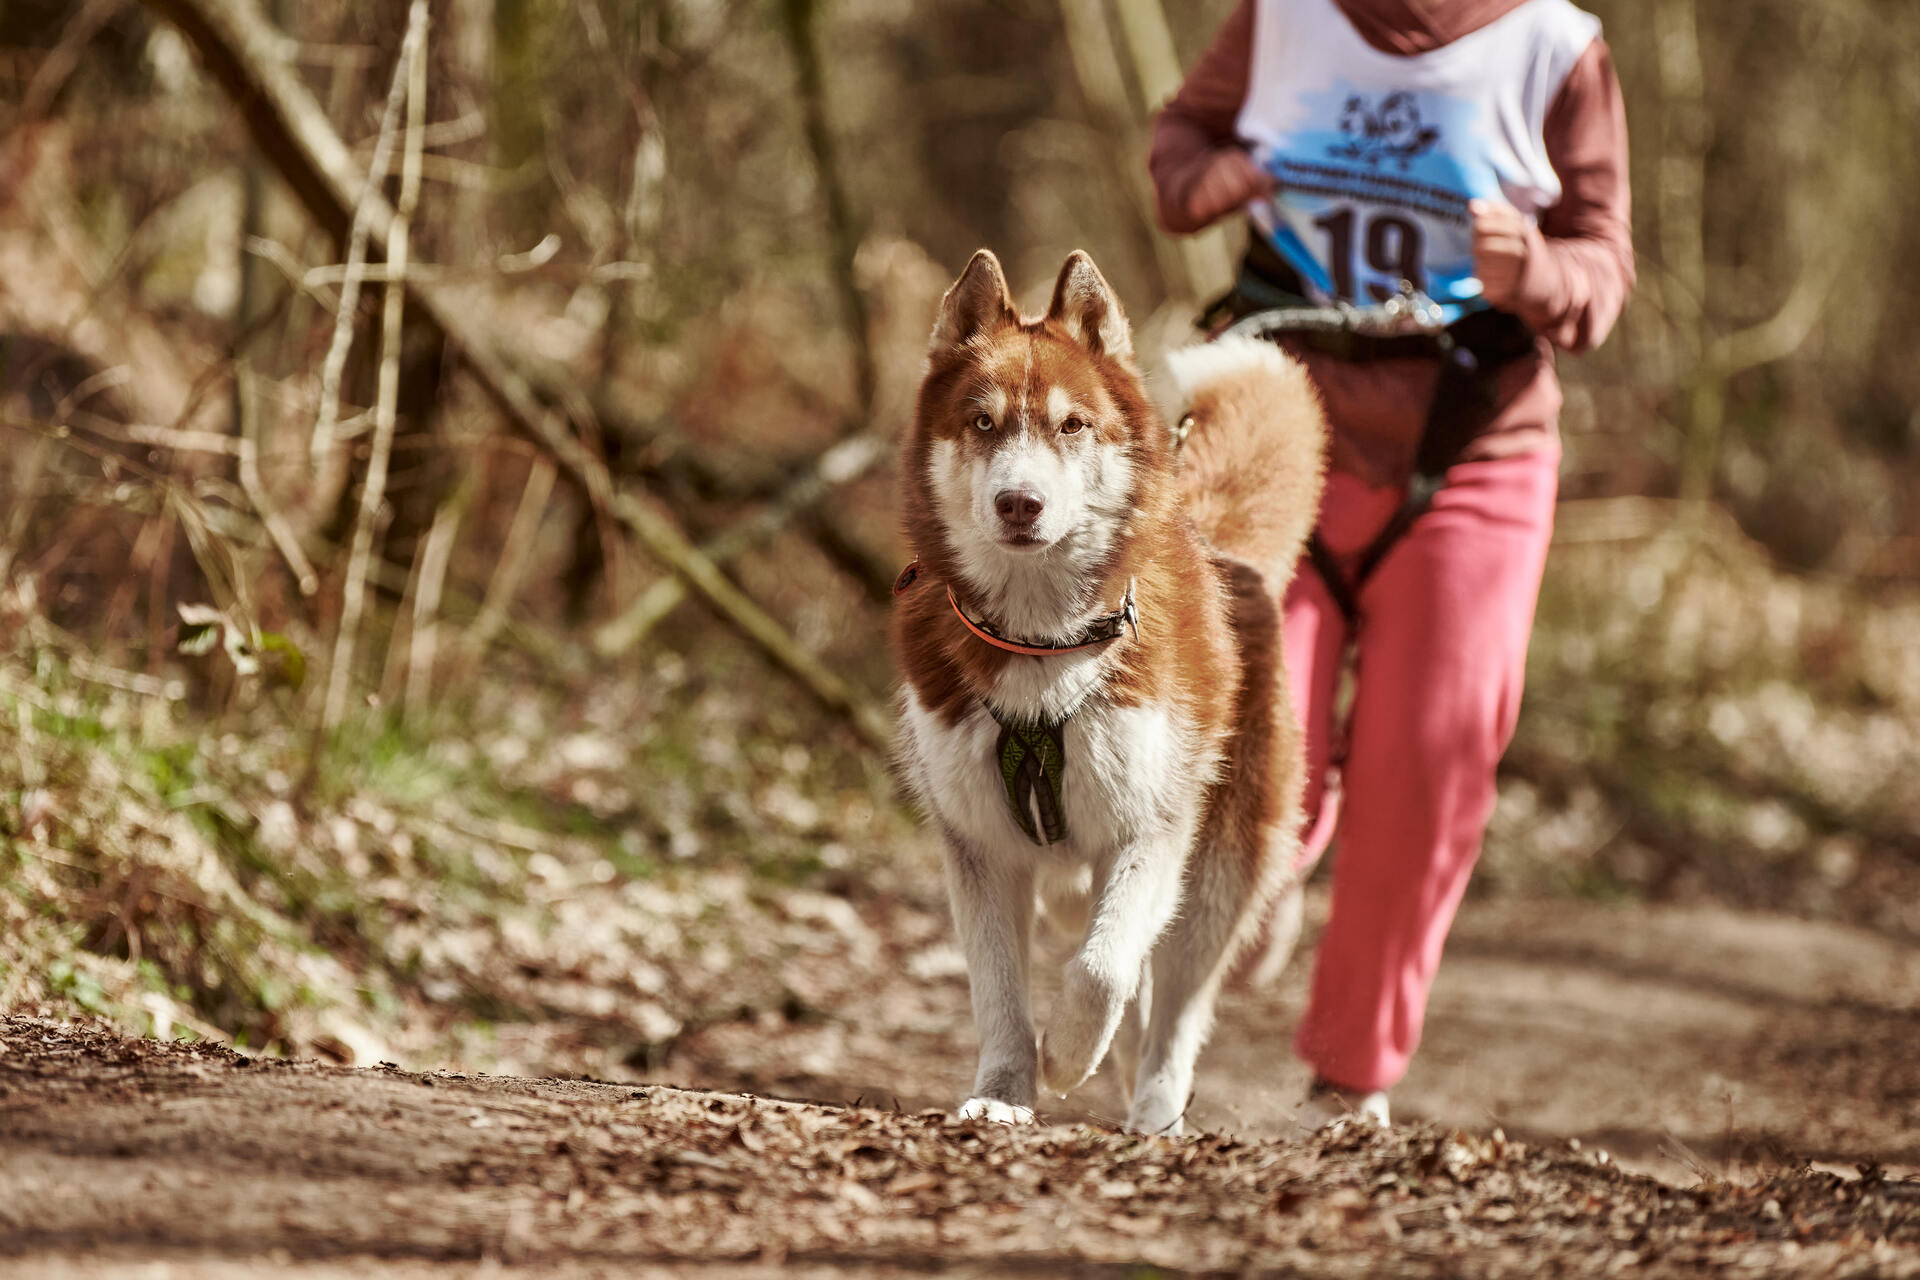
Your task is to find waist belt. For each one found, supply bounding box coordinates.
[1204,232,1537,629]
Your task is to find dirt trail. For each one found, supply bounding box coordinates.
[4,893,1920,1276]
[674,893,1920,1183]
[4,1014,1917,1279]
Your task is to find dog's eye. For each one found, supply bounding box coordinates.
[972,412,994,432]
[1061,416,1086,435]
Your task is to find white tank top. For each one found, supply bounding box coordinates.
[1235,0,1600,321]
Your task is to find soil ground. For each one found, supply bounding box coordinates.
[668,889,1920,1178]
[5,892,1920,1277]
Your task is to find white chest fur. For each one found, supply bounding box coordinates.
[897,681,1208,863]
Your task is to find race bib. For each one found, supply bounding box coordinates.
[1233,0,1601,325]
[1251,85,1501,321]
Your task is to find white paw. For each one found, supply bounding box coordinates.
[957,1097,1035,1125]
[1127,1087,1187,1137]
[1039,962,1122,1095]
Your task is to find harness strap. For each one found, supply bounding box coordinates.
[1302,343,1493,629]
[1306,534,1361,627]
[1308,468,1448,629]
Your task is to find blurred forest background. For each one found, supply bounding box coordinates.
[1,0,1917,1080]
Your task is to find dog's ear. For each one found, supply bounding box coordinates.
[930,250,1017,355]
[1046,251,1132,362]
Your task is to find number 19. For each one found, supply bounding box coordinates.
[1312,208,1425,302]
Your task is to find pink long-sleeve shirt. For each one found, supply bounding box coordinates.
[1150,0,1635,483]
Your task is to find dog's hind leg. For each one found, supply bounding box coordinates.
[1238,879,1306,991]
[1126,848,1255,1136]
[944,829,1039,1123]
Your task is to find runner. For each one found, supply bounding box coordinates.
[1150,0,1636,1127]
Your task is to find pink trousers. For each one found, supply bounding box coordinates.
[1285,446,1560,1093]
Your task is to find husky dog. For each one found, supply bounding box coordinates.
[892,249,1326,1134]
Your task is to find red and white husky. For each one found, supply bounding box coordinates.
[892,249,1326,1134]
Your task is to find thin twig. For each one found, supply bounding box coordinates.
[297,242,630,288]
[467,454,558,659]
[144,511,178,679]
[116,423,244,456]
[402,462,474,725]
[305,260,450,288]
[51,366,134,422]
[322,0,428,733]
[168,486,250,625]
[245,235,340,310]
[378,515,427,709]
[235,361,320,596]
[309,2,422,472]
[65,655,187,701]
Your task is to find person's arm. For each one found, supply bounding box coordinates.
[1147,0,1274,235]
[1477,37,1635,353]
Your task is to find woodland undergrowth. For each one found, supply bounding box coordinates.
[0,581,918,1077]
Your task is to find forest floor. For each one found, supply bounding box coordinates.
[6,889,1920,1278]
[7,493,1920,1275]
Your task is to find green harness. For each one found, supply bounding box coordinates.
[991,709,1070,846]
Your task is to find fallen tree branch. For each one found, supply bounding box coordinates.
[593,428,890,655]
[143,0,892,752]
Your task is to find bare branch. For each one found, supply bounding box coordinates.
[310,0,422,473]
[467,454,558,659]
[594,429,890,656]
[403,466,474,726]
[235,361,320,597]
[322,0,428,734]
[20,0,126,122]
[1707,256,1838,377]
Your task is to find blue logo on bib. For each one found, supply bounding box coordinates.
[1330,92,1442,170]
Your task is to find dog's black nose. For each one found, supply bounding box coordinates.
[995,489,1045,526]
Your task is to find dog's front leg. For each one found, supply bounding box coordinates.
[943,829,1037,1123]
[1039,837,1186,1097]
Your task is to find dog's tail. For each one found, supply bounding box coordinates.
[1163,335,1328,590]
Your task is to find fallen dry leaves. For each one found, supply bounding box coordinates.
[3,1017,1916,1277]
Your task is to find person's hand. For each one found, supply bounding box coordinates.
[1183,147,1278,231]
[1468,198,1530,309]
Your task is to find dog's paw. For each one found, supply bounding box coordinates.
[1039,961,1122,1096]
[1127,1085,1187,1137]
[957,1097,1035,1125]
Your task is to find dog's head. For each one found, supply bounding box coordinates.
[904,250,1167,625]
